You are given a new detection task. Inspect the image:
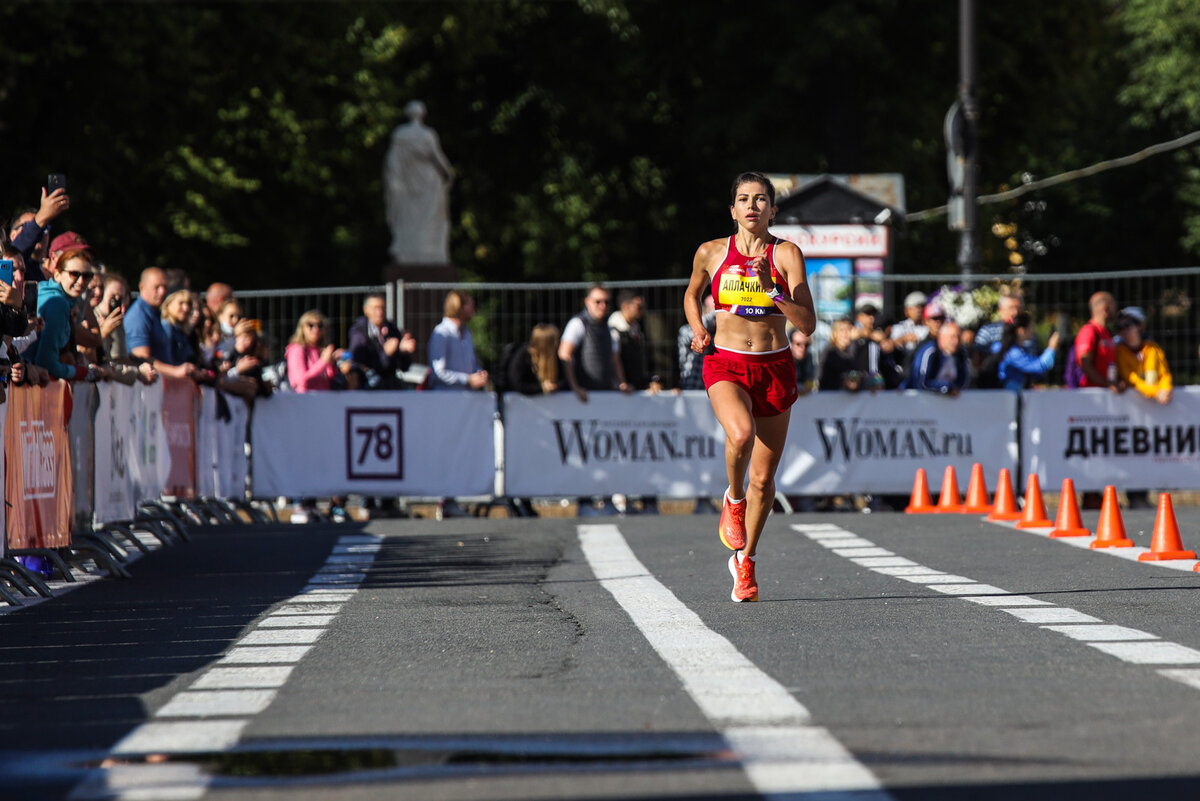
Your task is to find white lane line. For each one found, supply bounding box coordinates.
[1088,641,1200,665]
[986,517,1200,573]
[191,666,295,689]
[1158,668,1200,690]
[1041,624,1159,642]
[112,720,247,754]
[240,628,324,645]
[832,547,894,558]
[816,537,876,549]
[258,614,335,627]
[794,523,1200,689]
[218,645,315,664]
[1001,607,1103,625]
[851,556,917,567]
[156,690,278,717]
[580,524,889,798]
[74,532,381,801]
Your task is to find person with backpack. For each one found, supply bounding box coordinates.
[996,312,1060,391]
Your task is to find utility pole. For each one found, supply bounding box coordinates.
[956,0,981,279]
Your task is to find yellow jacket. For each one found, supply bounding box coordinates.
[1116,340,1172,399]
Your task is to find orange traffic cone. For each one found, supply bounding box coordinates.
[987,468,1021,522]
[1141,494,1196,561]
[1091,486,1133,548]
[932,466,964,513]
[962,463,992,514]
[1015,474,1053,528]
[904,468,935,514]
[1049,478,1090,538]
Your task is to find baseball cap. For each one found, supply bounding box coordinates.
[923,300,945,320]
[904,291,928,308]
[855,301,879,316]
[1118,306,1145,324]
[49,231,90,254]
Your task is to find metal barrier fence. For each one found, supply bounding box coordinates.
[238,268,1200,386]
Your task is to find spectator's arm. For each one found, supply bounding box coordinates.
[1116,346,1155,399]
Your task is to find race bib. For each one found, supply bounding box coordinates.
[718,271,774,317]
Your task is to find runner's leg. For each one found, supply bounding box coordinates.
[743,408,791,558]
[707,381,755,501]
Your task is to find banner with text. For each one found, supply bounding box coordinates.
[5,382,73,549]
[504,390,1018,497]
[250,391,496,497]
[161,376,198,498]
[1022,387,1200,490]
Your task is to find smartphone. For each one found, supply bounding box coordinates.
[0,260,12,287]
[22,283,38,312]
[47,173,67,194]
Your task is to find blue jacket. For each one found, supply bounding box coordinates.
[906,340,970,394]
[34,280,85,380]
[997,343,1056,391]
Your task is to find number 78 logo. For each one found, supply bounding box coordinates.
[345,408,404,480]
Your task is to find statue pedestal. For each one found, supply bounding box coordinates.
[383,263,458,284]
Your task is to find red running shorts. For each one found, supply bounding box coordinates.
[703,346,798,417]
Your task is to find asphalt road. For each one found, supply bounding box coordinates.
[3,504,1200,800]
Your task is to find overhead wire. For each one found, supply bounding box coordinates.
[907,129,1200,222]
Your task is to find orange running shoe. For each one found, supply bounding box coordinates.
[728,552,758,602]
[718,491,747,550]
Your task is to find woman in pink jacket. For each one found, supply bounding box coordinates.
[285,310,345,392]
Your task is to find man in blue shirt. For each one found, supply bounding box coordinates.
[126,267,195,379]
[428,290,487,390]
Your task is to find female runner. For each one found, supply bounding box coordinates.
[683,172,816,602]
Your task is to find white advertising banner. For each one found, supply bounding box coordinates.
[250,391,496,497]
[130,381,170,505]
[781,390,1018,494]
[93,383,137,524]
[504,392,726,497]
[504,390,1018,497]
[1022,387,1200,491]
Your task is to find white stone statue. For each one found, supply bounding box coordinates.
[384,100,455,265]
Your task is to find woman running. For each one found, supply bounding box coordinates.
[683,172,816,602]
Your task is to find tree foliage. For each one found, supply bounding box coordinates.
[0,0,1194,291]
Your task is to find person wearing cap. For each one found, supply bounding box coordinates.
[33,248,111,383]
[890,291,928,354]
[852,300,879,340]
[1115,306,1171,405]
[126,266,195,379]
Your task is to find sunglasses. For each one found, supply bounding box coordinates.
[64,269,95,284]
[305,321,325,328]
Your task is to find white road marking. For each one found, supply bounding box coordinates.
[987,517,1200,573]
[1087,641,1200,664]
[258,614,335,627]
[218,645,315,664]
[73,532,381,801]
[1041,624,1158,641]
[191,666,294,689]
[816,537,876,549]
[1158,668,1200,690]
[155,690,278,717]
[850,556,917,567]
[240,628,324,646]
[112,720,247,754]
[794,523,1200,687]
[832,547,894,557]
[1001,607,1103,624]
[580,524,890,798]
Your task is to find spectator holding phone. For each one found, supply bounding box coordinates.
[33,249,110,382]
[0,245,31,339]
[8,177,71,280]
[93,273,155,385]
[127,267,194,379]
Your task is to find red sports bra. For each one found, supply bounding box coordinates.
[710,236,789,318]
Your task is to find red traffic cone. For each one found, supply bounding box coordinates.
[1141,494,1196,561]
[905,468,935,514]
[987,468,1021,522]
[962,463,992,514]
[1091,486,1133,548]
[932,466,964,513]
[1015,474,1053,529]
[1049,478,1090,538]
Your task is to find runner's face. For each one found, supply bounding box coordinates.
[730,182,775,230]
